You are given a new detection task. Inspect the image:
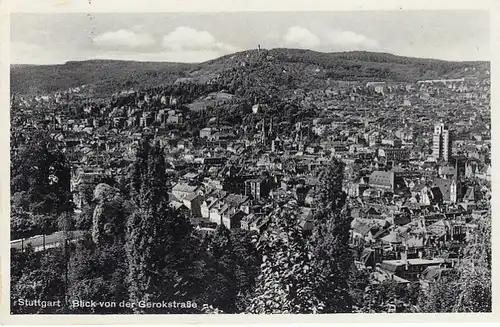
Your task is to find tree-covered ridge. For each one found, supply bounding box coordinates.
[11,60,193,98]
[11,48,489,97]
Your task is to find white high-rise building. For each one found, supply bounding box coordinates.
[432,123,452,162]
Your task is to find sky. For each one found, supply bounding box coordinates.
[10,11,491,65]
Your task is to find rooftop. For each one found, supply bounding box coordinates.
[382,258,445,267]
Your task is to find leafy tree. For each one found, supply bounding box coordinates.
[348,266,370,312]
[11,211,59,240]
[453,213,491,312]
[11,248,67,314]
[11,132,72,216]
[91,183,127,245]
[190,226,261,314]
[418,270,461,313]
[75,203,94,231]
[126,139,192,313]
[418,213,491,313]
[67,235,129,314]
[11,132,73,240]
[58,212,75,232]
[204,225,239,313]
[247,202,324,314]
[311,159,353,313]
[176,230,212,309]
[231,229,261,311]
[357,280,421,313]
[10,246,38,287]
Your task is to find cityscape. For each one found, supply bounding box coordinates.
[9,11,491,315]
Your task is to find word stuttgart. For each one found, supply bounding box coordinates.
[71,300,197,309]
[16,299,62,308]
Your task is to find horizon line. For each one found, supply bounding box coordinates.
[10,48,490,66]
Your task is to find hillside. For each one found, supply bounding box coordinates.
[267,49,489,81]
[10,49,490,97]
[10,60,195,97]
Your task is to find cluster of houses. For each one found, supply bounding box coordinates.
[11,68,490,292]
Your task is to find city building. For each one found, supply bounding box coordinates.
[432,123,452,162]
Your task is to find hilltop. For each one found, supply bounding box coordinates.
[10,49,490,97]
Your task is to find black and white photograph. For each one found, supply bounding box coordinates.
[4,0,494,320]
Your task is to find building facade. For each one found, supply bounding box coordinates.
[432,123,452,162]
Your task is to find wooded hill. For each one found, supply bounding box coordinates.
[11,48,489,97]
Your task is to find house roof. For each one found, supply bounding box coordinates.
[224,194,249,207]
[229,210,246,222]
[359,176,370,184]
[169,200,184,210]
[432,178,455,202]
[427,219,451,234]
[401,202,421,210]
[172,183,199,194]
[464,187,475,201]
[168,192,181,203]
[372,269,410,284]
[412,181,428,192]
[420,266,452,281]
[184,192,199,202]
[440,165,456,176]
[242,213,257,223]
[430,186,444,202]
[252,216,270,228]
[381,230,403,244]
[360,248,374,264]
[351,219,375,236]
[369,171,395,188]
[183,172,199,179]
[363,206,381,215]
